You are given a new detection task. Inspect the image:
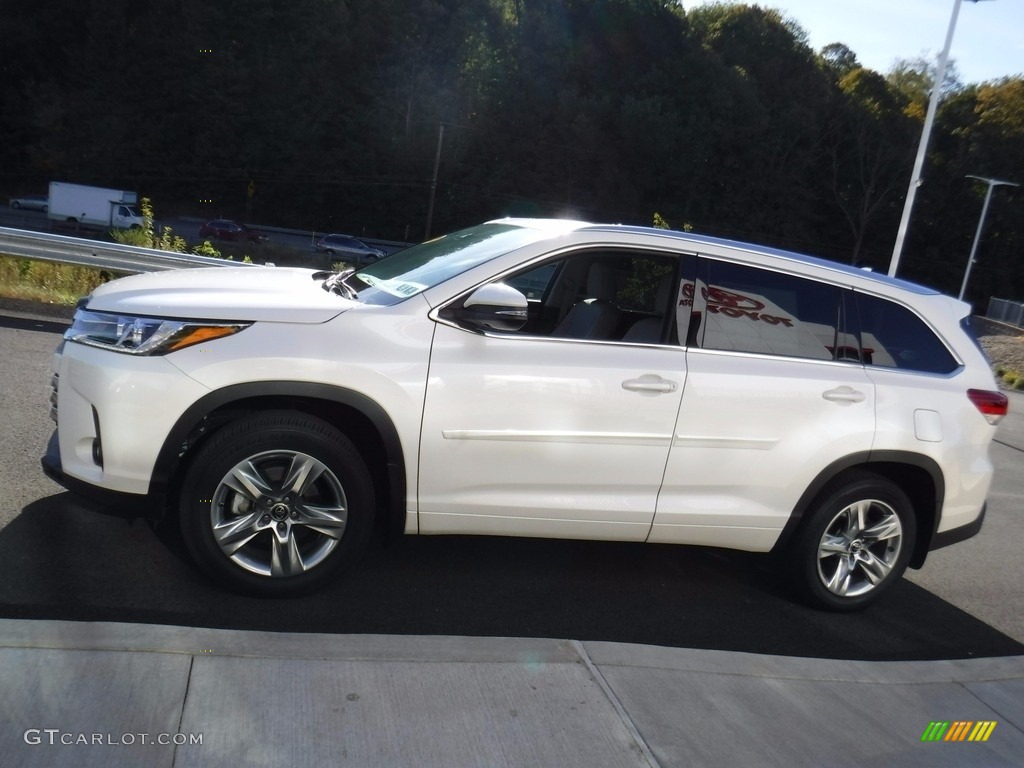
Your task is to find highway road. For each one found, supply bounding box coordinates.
[0,206,406,267]
[1,300,1022,662]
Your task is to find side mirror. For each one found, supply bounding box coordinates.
[449,283,529,332]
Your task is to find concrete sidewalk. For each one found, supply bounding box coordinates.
[0,620,1021,767]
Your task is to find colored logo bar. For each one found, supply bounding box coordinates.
[921,721,997,742]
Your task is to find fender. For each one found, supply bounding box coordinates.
[149,381,407,537]
[771,450,945,567]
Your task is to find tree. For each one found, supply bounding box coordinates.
[0,0,1018,289]
[888,55,964,120]
[822,68,916,266]
[685,3,833,250]
[947,79,1024,301]
[820,43,860,79]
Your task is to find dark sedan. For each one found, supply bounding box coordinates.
[198,219,269,244]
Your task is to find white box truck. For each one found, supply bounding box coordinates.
[47,182,144,230]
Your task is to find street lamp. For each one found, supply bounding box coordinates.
[958,175,1019,301]
[889,0,994,278]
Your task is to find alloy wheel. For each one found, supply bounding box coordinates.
[208,450,348,577]
[816,499,903,598]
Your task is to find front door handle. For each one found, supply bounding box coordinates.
[822,386,866,404]
[622,375,678,395]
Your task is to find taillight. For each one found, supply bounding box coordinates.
[967,389,1009,425]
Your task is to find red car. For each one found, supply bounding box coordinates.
[198,219,269,244]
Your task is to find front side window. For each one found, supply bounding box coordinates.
[475,249,684,342]
[688,260,841,361]
[506,262,559,301]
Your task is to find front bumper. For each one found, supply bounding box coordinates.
[41,430,158,514]
[50,341,211,495]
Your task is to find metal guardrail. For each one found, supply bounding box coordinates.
[173,217,412,254]
[0,226,256,273]
[988,297,1024,329]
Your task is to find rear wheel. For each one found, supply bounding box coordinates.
[179,411,374,596]
[791,472,915,611]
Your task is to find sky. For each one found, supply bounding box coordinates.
[680,0,1024,85]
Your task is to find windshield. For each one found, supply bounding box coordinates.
[340,223,554,306]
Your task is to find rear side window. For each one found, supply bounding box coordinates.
[852,293,959,374]
[689,260,841,361]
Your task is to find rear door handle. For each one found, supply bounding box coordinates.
[822,386,866,404]
[622,375,678,395]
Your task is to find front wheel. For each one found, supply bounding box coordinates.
[790,472,915,611]
[179,411,375,596]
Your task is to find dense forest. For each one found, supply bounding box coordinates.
[1,0,1023,306]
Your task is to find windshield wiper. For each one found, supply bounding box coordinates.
[322,269,358,300]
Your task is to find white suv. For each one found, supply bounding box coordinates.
[42,219,1008,610]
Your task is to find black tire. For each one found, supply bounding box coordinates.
[11,201,20,209]
[179,411,375,596]
[789,471,915,612]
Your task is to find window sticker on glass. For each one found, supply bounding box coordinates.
[356,273,426,298]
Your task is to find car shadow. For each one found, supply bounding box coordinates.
[0,313,71,335]
[2,493,1022,662]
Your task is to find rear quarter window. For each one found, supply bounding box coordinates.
[853,293,959,374]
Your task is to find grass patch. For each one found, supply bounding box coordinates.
[995,367,1024,390]
[0,256,109,305]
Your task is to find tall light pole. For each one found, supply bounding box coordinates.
[958,175,1019,301]
[425,123,445,241]
[888,0,993,278]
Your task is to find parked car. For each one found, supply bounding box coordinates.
[9,194,48,212]
[198,219,269,244]
[42,218,1007,610]
[314,233,385,265]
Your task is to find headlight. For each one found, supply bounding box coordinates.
[65,310,250,356]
